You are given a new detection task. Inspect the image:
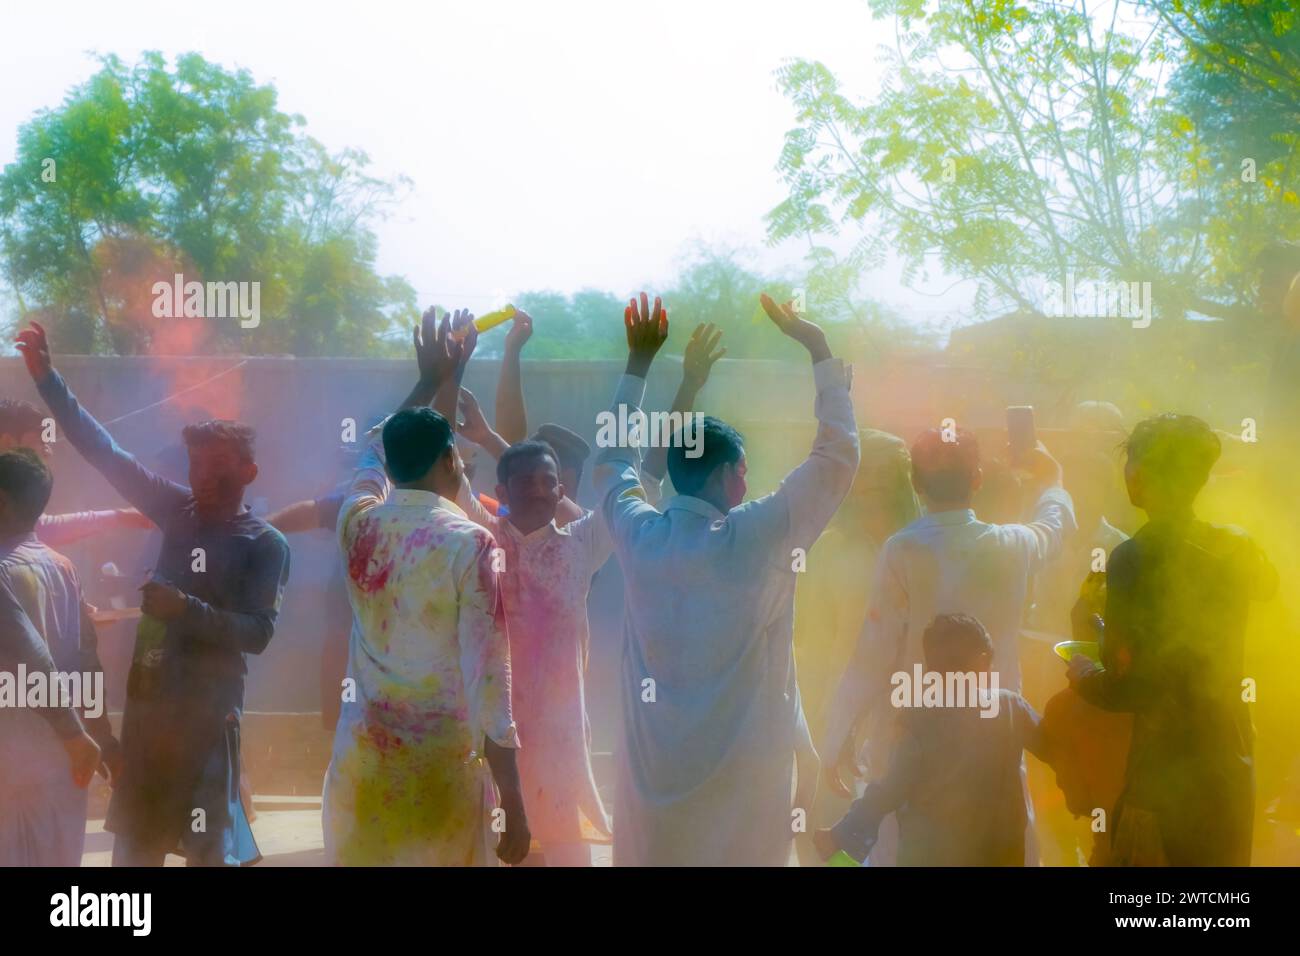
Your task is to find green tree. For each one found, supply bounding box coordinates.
[767,0,1271,325]
[0,52,416,356]
[489,245,921,362]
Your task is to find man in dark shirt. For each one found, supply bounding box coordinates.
[1070,414,1277,866]
[16,321,290,867]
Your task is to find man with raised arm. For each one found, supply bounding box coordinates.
[594,292,860,866]
[15,321,290,867]
[323,309,530,866]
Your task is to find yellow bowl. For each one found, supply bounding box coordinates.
[1053,640,1101,663]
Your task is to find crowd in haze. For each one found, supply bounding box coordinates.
[2,243,1298,866]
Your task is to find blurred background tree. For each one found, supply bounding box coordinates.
[0,51,418,356]
[766,0,1299,326]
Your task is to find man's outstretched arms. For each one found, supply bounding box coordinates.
[16,321,187,526]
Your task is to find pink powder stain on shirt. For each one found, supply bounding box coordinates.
[402,525,435,556]
[348,520,394,594]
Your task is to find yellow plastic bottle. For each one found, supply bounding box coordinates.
[475,304,517,333]
[453,305,517,339]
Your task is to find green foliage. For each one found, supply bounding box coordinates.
[476,244,928,363]
[767,0,1296,329]
[0,52,417,356]
[1156,0,1300,305]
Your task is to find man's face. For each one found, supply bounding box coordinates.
[498,455,563,529]
[0,432,51,460]
[188,441,256,517]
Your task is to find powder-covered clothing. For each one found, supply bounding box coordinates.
[457,484,613,845]
[324,437,518,866]
[0,533,91,865]
[35,370,290,866]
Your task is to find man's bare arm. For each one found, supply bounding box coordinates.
[494,310,533,443]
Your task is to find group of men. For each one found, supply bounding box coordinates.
[0,283,1280,866]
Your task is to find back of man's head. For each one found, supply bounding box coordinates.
[0,448,53,531]
[383,408,455,484]
[666,415,744,498]
[910,427,981,505]
[1124,413,1219,510]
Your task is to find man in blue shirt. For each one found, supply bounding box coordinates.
[17,321,290,866]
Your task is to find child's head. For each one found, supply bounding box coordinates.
[496,439,563,533]
[923,613,993,674]
[1122,413,1219,517]
[910,427,982,509]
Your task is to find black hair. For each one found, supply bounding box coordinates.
[666,415,744,497]
[1124,413,1220,505]
[922,613,993,673]
[497,439,560,485]
[0,448,53,529]
[182,420,256,463]
[382,408,455,483]
[0,399,46,439]
[910,427,981,502]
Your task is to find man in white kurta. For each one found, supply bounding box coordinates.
[594,293,860,866]
[455,475,614,862]
[824,431,1075,864]
[323,429,520,866]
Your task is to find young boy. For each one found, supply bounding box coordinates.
[814,613,1047,866]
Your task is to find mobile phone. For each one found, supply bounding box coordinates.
[1006,405,1036,463]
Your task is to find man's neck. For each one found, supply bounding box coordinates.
[196,501,244,524]
[925,499,972,514]
[508,512,552,536]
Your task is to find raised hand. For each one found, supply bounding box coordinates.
[624,291,668,377]
[414,307,477,388]
[456,388,492,446]
[504,309,533,353]
[14,320,53,382]
[682,322,725,392]
[759,292,831,363]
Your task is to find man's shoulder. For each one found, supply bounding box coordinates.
[241,514,290,548]
[437,510,498,551]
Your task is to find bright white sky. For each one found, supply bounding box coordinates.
[1,0,971,330]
